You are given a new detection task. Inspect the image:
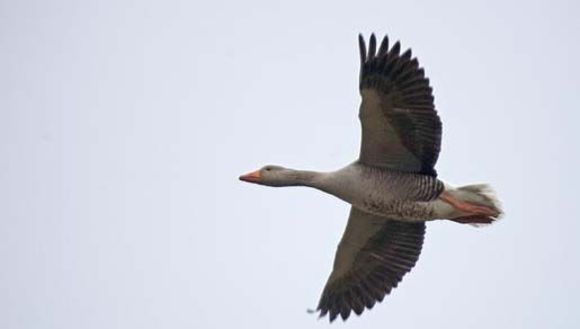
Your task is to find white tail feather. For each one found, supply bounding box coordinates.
[440,183,504,226]
[456,184,503,219]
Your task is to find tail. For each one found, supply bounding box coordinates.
[441,184,503,226]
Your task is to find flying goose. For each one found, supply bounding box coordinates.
[239,34,503,322]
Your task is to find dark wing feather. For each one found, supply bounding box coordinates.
[317,207,425,322]
[358,34,441,176]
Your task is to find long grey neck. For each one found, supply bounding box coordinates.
[284,169,328,189]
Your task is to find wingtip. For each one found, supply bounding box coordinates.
[368,33,377,58]
[340,310,351,321]
[378,35,390,56]
[329,311,339,323]
[358,33,364,45]
[391,40,401,55]
[358,34,367,64]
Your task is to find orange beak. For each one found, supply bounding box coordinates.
[239,170,261,183]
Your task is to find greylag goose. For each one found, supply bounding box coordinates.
[239,34,503,322]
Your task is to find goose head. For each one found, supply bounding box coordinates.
[239,165,304,187]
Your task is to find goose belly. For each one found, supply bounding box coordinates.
[335,181,438,222]
[356,196,436,222]
[324,164,443,222]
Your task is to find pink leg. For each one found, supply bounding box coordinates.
[440,191,499,217]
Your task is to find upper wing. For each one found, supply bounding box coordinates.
[358,34,441,176]
[316,207,426,322]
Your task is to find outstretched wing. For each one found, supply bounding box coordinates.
[316,207,426,322]
[358,34,441,176]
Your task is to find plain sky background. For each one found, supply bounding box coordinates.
[1,0,579,328]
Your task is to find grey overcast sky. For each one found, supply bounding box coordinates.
[1,0,579,328]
